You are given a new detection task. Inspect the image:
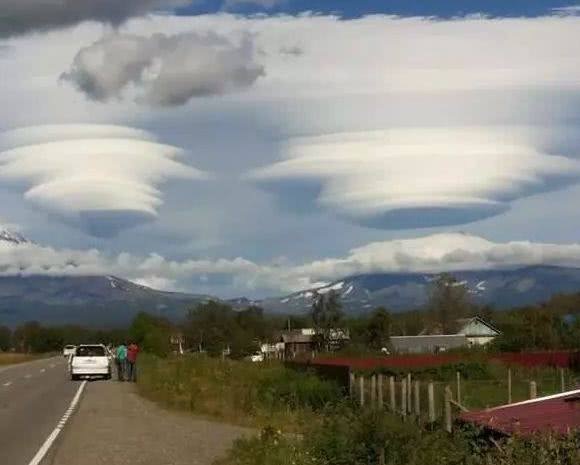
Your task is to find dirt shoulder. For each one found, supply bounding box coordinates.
[49,380,255,465]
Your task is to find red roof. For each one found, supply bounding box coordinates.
[460,389,580,435]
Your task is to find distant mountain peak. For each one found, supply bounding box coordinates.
[0,228,29,245]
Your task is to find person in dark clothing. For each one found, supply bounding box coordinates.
[126,342,140,382]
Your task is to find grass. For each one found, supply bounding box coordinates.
[138,354,344,431]
[0,352,40,366]
[357,361,579,415]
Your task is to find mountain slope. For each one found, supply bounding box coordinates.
[255,265,580,314]
[0,274,213,327]
[0,227,214,327]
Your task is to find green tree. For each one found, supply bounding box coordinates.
[311,290,343,351]
[129,312,172,357]
[365,307,392,350]
[0,325,12,351]
[427,273,471,333]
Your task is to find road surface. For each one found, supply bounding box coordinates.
[50,381,254,465]
[0,356,78,465]
[1,357,253,465]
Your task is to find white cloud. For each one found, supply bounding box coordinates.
[0,124,207,237]
[5,231,580,296]
[249,127,580,229]
[0,0,188,38]
[62,31,265,106]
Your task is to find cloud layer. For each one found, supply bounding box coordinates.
[250,127,580,229]
[5,231,580,296]
[0,125,206,237]
[0,0,188,38]
[62,31,265,106]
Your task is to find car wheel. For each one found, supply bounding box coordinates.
[71,374,78,381]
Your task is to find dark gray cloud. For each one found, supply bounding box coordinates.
[0,0,189,38]
[62,32,265,106]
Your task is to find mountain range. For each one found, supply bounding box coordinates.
[249,265,580,314]
[3,228,580,326]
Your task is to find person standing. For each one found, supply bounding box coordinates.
[127,342,140,382]
[115,342,127,381]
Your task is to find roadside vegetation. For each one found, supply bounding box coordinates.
[0,352,39,366]
[216,408,580,465]
[138,353,342,431]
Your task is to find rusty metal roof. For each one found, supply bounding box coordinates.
[460,389,580,435]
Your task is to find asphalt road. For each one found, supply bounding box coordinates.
[0,357,78,465]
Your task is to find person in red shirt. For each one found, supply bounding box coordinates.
[126,342,140,382]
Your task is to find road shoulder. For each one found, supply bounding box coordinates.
[49,379,254,465]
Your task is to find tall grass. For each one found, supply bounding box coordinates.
[138,354,343,430]
[0,353,39,366]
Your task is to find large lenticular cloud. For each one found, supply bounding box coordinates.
[0,124,206,237]
[249,127,580,229]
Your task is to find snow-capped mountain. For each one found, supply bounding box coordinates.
[254,265,580,314]
[0,227,215,327]
[0,273,215,327]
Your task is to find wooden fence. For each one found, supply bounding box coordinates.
[349,367,573,432]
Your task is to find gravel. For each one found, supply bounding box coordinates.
[48,380,255,465]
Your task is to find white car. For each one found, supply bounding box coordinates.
[63,344,76,358]
[249,352,264,362]
[70,344,112,380]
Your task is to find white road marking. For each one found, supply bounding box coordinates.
[24,374,32,379]
[49,364,56,369]
[40,368,46,373]
[27,380,87,465]
[2,381,12,387]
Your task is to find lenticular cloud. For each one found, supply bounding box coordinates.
[249,127,580,229]
[0,125,206,237]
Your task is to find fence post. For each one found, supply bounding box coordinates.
[507,368,512,404]
[349,371,355,398]
[371,375,377,408]
[359,376,365,406]
[389,376,396,412]
[444,385,452,433]
[414,380,421,418]
[407,373,412,414]
[428,382,435,424]
[378,374,384,410]
[529,381,537,399]
[456,371,461,405]
[401,379,407,419]
[560,368,566,392]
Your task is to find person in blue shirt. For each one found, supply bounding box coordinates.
[115,343,128,381]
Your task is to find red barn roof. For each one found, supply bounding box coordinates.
[460,389,580,435]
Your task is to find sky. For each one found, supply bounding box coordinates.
[1,0,580,298]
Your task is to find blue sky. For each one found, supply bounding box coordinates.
[178,0,578,18]
[0,1,580,297]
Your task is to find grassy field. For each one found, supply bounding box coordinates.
[0,353,39,366]
[138,354,343,431]
[138,354,580,465]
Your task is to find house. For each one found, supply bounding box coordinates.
[390,316,500,353]
[277,328,350,360]
[459,389,580,435]
[390,334,468,354]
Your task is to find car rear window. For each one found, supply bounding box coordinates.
[75,346,105,357]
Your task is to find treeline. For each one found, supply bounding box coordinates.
[2,279,580,355]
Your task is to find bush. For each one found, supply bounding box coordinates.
[138,354,343,430]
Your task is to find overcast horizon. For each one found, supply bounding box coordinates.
[2,1,580,298]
